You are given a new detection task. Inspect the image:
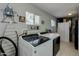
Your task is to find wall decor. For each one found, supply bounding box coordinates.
[37,26,39,30]
[31,26,35,30]
[19,16,25,22]
[41,20,44,24]
[30,25,39,30]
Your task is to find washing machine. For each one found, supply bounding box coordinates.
[18,34,53,56]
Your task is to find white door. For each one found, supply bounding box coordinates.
[58,22,69,42]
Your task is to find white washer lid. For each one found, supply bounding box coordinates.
[40,33,60,40]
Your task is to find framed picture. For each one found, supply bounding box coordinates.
[19,16,25,22]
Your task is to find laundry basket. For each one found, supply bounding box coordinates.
[0,23,7,37]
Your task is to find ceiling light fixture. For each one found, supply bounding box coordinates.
[68,13,72,16]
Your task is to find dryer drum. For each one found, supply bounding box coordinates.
[0,37,17,56]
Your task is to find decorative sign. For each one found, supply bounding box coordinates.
[19,16,25,22]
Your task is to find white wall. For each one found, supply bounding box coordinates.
[0,3,56,33]
[0,3,57,39]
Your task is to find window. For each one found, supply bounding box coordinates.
[26,12,34,25]
[34,15,40,25]
[26,12,40,25]
[51,20,56,27]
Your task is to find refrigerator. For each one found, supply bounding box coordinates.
[78,20,79,51]
[74,19,78,50]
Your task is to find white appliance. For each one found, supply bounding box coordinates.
[40,33,60,56]
[78,20,79,54]
[18,34,52,56]
[40,33,59,40]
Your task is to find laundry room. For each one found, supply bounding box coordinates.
[0,3,79,56]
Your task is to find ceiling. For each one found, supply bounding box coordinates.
[32,3,79,17]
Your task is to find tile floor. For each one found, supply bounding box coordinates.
[56,41,79,56]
